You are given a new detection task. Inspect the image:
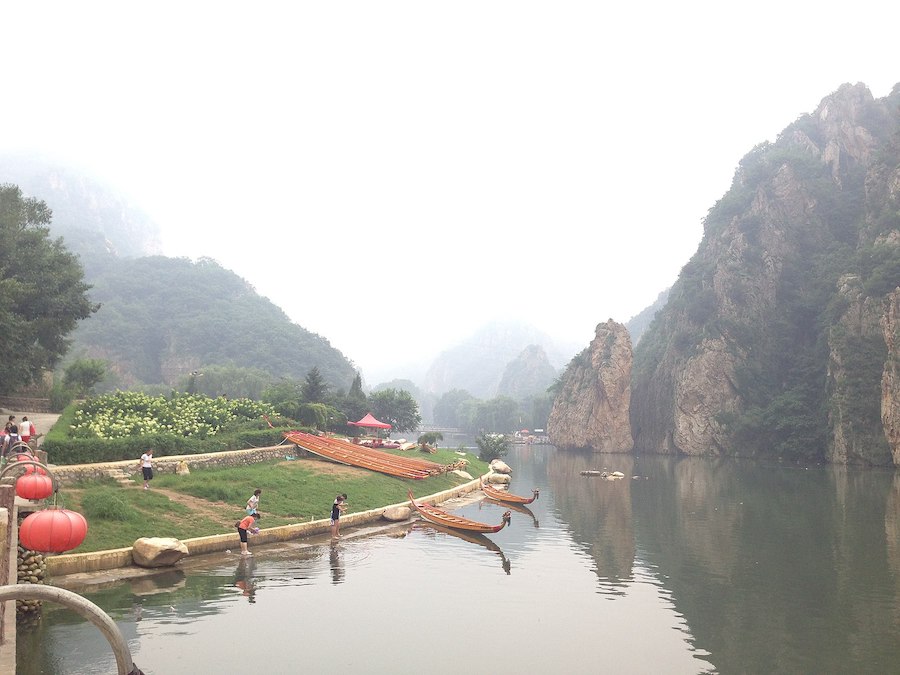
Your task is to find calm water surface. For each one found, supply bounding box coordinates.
[17,445,900,674]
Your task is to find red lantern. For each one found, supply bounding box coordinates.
[19,509,88,553]
[14,455,46,475]
[15,474,54,500]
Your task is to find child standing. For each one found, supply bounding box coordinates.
[246,488,262,515]
[330,493,347,538]
[138,449,153,490]
[236,512,260,555]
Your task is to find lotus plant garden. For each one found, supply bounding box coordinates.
[69,391,277,440]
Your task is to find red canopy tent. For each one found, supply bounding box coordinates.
[348,413,392,430]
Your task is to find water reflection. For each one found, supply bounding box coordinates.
[328,540,345,584]
[480,497,540,527]
[18,446,900,674]
[546,450,635,586]
[411,522,511,574]
[232,557,257,602]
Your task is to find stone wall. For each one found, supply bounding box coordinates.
[49,445,300,484]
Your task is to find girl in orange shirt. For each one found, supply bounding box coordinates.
[236,512,260,555]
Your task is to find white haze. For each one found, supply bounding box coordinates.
[1,2,898,383]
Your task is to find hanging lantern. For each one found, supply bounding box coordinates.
[16,474,54,500]
[19,508,88,553]
[14,455,46,475]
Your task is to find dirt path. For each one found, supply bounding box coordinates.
[149,488,237,529]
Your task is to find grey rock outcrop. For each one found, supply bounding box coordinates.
[548,320,633,452]
[882,289,900,464]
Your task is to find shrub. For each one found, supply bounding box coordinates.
[475,432,509,461]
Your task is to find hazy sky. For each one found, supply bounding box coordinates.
[2,2,898,383]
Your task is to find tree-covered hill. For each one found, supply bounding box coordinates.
[0,155,358,393]
[67,255,357,390]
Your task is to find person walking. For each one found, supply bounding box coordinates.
[236,512,260,555]
[19,416,35,445]
[246,488,262,515]
[330,493,347,538]
[138,449,154,490]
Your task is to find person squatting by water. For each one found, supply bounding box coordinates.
[138,449,153,489]
[246,488,261,515]
[236,512,260,555]
[331,493,347,537]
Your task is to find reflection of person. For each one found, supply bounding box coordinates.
[330,493,347,538]
[236,512,260,555]
[246,488,262,515]
[234,557,257,602]
[138,450,154,490]
[329,539,345,584]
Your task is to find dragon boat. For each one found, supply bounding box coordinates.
[408,490,511,533]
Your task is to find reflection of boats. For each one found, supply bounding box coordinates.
[408,490,511,533]
[481,482,540,504]
[412,522,511,574]
[482,498,539,528]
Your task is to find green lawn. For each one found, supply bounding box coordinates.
[60,449,487,553]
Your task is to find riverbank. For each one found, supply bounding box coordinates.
[45,474,487,580]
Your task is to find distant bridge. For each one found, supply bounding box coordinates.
[414,425,465,435]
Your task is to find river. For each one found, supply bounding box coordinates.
[16,444,900,674]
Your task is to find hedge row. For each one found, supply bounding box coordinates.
[42,427,297,465]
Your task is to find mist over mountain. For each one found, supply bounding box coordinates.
[422,320,576,398]
[0,153,162,263]
[0,155,358,391]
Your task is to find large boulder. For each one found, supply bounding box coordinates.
[489,459,512,474]
[132,537,189,568]
[382,506,412,522]
[486,472,511,485]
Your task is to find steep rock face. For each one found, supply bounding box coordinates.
[631,82,900,462]
[548,320,633,452]
[826,275,891,464]
[883,289,900,464]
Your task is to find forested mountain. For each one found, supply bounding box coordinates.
[68,256,357,390]
[0,153,162,262]
[629,82,900,464]
[0,155,358,392]
[496,344,557,400]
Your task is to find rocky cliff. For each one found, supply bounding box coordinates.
[629,82,900,464]
[883,289,900,464]
[548,320,633,452]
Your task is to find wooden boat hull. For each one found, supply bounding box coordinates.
[408,490,511,534]
[481,482,540,504]
[285,432,451,479]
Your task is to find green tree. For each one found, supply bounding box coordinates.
[475,432,509,461]
[433,389,476,428]
[301,366,329,403]
[63,358,107,396]
[339,371,368,421]
[0,184,98,394]
[179,365,273,399]
[369,388,421,433]
[262,379,303,419]
[417,431,443,450]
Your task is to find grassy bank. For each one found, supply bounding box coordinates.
[60,449,488,552]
